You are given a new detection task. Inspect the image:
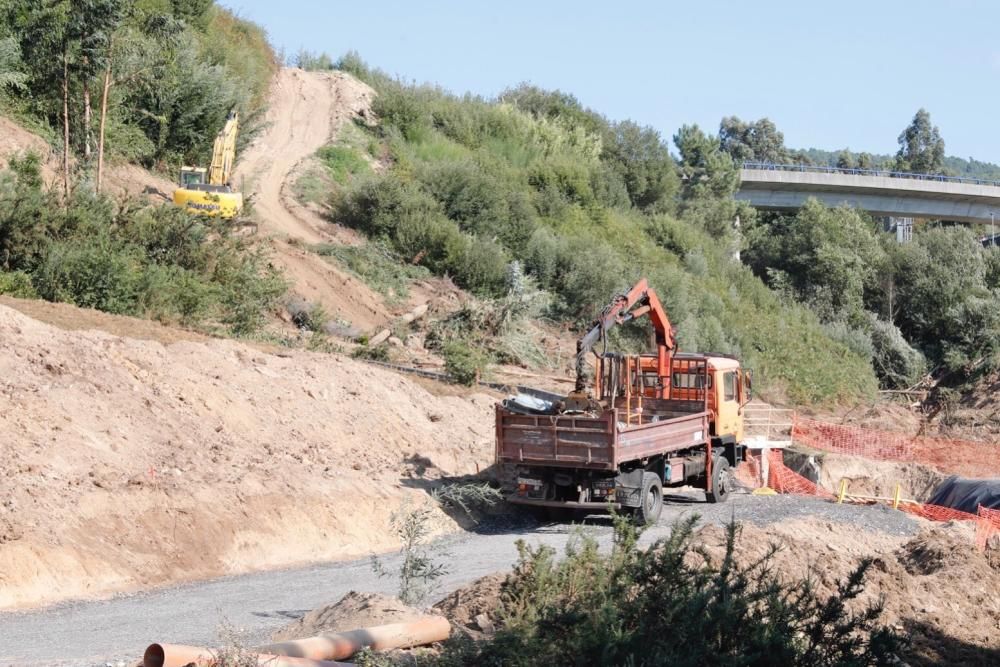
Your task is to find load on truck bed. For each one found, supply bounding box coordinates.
[496,280,751,525]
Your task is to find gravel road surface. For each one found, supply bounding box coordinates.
[0,493,918,666]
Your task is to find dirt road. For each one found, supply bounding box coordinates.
[236,67,392,331]
[236,68,371,244]
[0,496,921,666]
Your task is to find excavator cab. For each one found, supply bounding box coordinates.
[178,167,208,189]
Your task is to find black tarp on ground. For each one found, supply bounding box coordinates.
[926,475,1000,513]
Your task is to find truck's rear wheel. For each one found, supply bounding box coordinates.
[634,473,663,525]
[706,457,731,503]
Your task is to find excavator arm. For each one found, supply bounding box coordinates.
[208,110,239,187]
[574,278,677,394]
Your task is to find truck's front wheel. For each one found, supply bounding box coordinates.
[706,457,731,503]
[634,473,663,525]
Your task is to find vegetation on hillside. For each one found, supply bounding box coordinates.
[0,153,285,334]
[0,1,284,337]
[316,54,879,405]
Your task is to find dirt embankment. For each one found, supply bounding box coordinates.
[0,304,496,610]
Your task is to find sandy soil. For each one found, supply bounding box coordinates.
[0,304,496,609]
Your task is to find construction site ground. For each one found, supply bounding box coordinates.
[1,69,998,666]
[12,491,994,667]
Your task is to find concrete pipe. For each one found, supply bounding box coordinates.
[142,642,355,667]
[255,616,452,660]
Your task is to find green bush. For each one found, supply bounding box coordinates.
[443,340,489,385]
[33,235,142,315]
[317,145,369,185]
[0,270,35,298]
[431,516,899,667]
[869,316,926,389]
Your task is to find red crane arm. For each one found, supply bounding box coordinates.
[574,279,677,393]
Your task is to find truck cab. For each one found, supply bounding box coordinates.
[639,353,750,442]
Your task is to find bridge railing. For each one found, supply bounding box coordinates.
[741,161,1000,188]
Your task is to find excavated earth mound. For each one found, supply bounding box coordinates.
[270,591,434,641]
[694,521,999,666]
[0,304,495,609]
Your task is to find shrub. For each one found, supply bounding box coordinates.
[33,235,142,315]
[317,145,369,185]
[869,316,926,389]
[0,270,35,298]
[371,503,449,605]
[443,340,489,385]
[431,516,900,666]
[214,248,286,336]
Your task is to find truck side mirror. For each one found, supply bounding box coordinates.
[743,369,753,401]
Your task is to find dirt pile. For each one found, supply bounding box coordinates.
[432,573,507,638]
[0,303,496,609]
[270,591,432,641]
[694,520,999,666]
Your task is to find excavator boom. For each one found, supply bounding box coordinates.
[208,111,238,187]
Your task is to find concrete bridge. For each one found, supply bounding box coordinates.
[736,162,1000,225]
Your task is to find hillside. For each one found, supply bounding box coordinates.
[290,58,879,405]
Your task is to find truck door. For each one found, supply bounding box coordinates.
[715,370,741,439]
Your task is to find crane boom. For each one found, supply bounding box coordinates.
[208,110,238,187]
[574,278,677,393]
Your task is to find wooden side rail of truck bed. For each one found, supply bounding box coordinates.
[495,399,710,470]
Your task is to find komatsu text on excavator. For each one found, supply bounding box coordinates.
[495,278,753,524]
[173,110,243,219]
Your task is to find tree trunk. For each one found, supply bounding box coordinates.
[83,52,92,162]
[62,45,71,201]
[96,51,112,194]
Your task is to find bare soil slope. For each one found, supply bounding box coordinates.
[0,304,495,609]
[235,68,398,332]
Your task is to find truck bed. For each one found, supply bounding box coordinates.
[496,398,709,471]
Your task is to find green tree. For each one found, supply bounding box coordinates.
[876,227,998,371]
[602,120,679,212]
[745,200,885,326]
[856,152,876,170]
[718,115,789,164]
[895,108,945,174]
[835,149,855,169]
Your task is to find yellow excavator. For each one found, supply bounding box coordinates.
[173,110,243,219]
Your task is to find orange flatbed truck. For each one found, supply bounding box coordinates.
[495,280,752,524]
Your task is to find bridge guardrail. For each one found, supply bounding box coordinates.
[741,161,1000,188]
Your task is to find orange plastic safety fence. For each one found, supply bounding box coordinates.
[792,417,998,478]
[896,502,978,523]
[976,505,1000,551]
[766,450,835,499]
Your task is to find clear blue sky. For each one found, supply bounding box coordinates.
[223,0,1000,162]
